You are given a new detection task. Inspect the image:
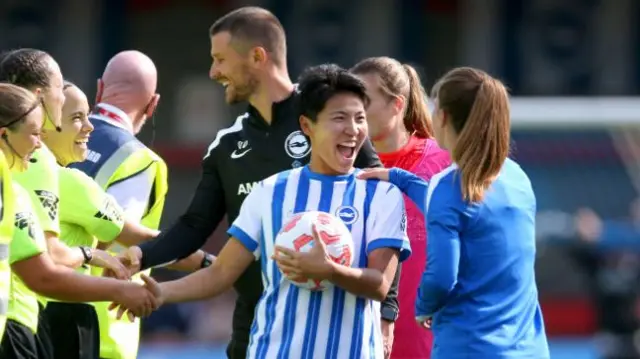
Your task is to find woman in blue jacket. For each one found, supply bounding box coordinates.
[360,67,550,359]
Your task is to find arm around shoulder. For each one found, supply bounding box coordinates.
[389,168,429,215]
[416,180,462,316]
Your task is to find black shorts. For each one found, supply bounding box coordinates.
[0,319,38,359]
[35,303,54,359]
[42,302,100,359]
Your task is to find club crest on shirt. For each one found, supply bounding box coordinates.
[335,205,358,225]
[284,131,310,159]
[34,190,59,221]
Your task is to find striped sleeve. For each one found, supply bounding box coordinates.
[366,183,411,261]
[228,182,264,259]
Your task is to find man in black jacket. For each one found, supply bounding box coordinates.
[126,7,400,358]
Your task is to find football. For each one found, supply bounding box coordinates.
[275,210,354,291]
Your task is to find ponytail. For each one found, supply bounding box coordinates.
[350,57,436,139]
[401,64,434,139]
[451,76,510,202]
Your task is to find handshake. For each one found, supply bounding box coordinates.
[92,246,164,322]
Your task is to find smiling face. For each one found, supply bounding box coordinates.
[209,31,260,104]
[301,93,368,175]
[44,85,92,165]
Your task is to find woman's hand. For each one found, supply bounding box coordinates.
[109,274,163,321]
[273,224,334,281]
[89,249,130,280]
[357,168,391,182]
[102,246,142,279]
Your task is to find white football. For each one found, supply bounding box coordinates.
[275,210,354,291]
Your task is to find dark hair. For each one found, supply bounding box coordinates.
[0,83,39,130]
[432,67,510,202]
[298,64,369,122]
[351,57,433,138]
[209,6,286,66]
[0,48,53,89]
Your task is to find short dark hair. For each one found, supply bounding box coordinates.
[298,64,369,122]
[209,6,286,66]
[0,48,53,89]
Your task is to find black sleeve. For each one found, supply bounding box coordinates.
[354,138,382,169]
[354,138,401,320]
[139,154,226,270]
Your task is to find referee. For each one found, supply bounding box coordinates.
[125,6,401,359]
[70,51,209,359]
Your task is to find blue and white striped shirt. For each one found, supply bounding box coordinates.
[228,165,411,359]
